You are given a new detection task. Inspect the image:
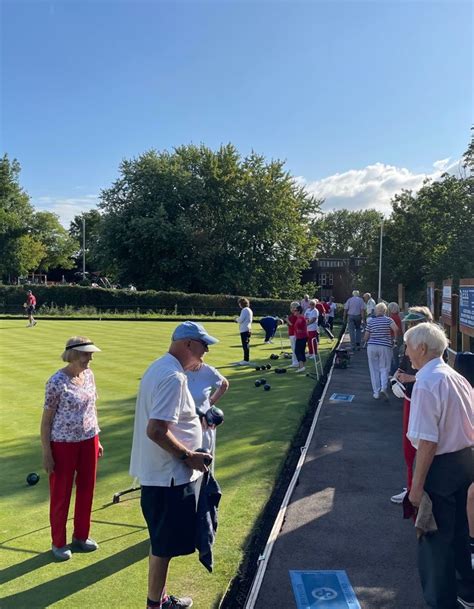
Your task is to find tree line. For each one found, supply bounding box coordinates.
[1,132,472,300]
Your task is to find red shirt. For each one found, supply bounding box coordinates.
[316,303,325,317]
[287,313,297,336]
[294,315,308,339]
[390,313,402,335]
[323,302,331,314]
[27,294,36,306]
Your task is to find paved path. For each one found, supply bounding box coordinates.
[254,336,426,609]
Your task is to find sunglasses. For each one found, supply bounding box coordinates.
[189,339,209,350]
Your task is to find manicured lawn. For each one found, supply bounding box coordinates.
[0,319,334,608]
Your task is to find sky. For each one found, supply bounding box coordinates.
[1,0,472,227]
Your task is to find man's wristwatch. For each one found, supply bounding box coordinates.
[179,450,191,461]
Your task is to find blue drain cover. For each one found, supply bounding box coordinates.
[289,570,361,609]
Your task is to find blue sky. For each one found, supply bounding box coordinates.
[2,0,472,225]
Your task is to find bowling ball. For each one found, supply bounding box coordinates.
[26,473,40,486]
[264,384,271,391]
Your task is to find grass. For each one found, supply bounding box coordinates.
[0,319,334,608]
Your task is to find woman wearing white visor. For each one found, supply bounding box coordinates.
[40,336,103,560]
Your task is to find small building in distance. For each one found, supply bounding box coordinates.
[302,256,367,302]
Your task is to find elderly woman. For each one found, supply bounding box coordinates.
[185,360,229,467]
[364,302,399,400]
[304,299,319,359]
[390,306,433,504]
[387,302,403,375]
[40,336,103,560]
[293,305,308,373]
[404,323,474,609]
[285,301,300,367]
[234,297,253,366]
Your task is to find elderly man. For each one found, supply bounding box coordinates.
[343,290,366,351]
[130,321,217,609]
[363,292,376,318]
[405,323,474,609]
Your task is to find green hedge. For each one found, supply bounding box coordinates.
[0,285,296,316]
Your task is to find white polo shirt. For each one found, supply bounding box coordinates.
[304,307,319,332]
[407,357,474,455]
[129,353,203,486]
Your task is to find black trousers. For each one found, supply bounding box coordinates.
[240,331,251,361]
[418,447,474,609]
[295,337,307,363]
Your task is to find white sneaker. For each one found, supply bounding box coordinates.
[52,545,72,560]
[390,489,407,504]
[373,393,380,399]
[307,354,315,359]
[296,367,306,373]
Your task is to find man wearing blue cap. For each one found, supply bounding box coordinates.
[130,321,218,609]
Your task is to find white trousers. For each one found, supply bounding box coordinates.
[367,344,392,394]
[289,335,298,365]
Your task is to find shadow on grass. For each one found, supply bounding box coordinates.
[0,539,149,608]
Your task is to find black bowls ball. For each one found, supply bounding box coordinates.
[266,364,272,370]
[255,380,262,387]
[260,378,267,385]
[264,384,271,391]
[26,473,40,486]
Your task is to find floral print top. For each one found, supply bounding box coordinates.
[44,369,100,442]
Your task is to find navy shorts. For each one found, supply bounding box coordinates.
[141,481,197,558]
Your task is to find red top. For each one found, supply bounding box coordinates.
[287,313,297,336]
[390,313,402,335]
[323,302,331,314]
[294,315,308,339]
[27,294,36,306]
[316,303,325,316]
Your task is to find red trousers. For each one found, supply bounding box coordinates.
[307,331,318,354]
[49,435,99,547]
[402,398,416,489]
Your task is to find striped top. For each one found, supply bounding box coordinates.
[366,315,394,347]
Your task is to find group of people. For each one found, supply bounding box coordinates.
[344,288,474,608]
[41,321,228,609]
[235,295,337,373]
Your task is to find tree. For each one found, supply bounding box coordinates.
[0,154,43,279]
[99,144,322,296]
[30,211,78,272]
[310,209,383,258]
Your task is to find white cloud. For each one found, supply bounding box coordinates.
[33,195,100,227]
[299,158,460,216]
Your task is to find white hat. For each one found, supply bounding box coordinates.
[65,341,101,353]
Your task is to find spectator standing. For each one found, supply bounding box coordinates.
[185,354,229,472]
[25,289,37,327]
[327,297,337,332]
[363,292,376,319]
[234,298,253,366]
[300,294,311,313]
[130,321,217,609]
[40,336,103,561]
[388,302,403,376]
[343,290,366,351]
[259,316,283,344]
[286,301,300,367]
[304,300,319,359]
[390,307,435,505]
[293,305,308,373]
[364,302,399,400]
[405,323,474,609]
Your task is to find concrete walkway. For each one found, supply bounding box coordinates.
[253,336,426,609]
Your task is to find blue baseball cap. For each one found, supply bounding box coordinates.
[172,321,219,345]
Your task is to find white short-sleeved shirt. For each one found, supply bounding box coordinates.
[237,307,253,333]
[129,353,202,486]
[365,298,376,315]
[185,364,225,412]
[407,357,474,455]
[304,308,319,332]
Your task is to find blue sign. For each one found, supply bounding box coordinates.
[459,285,474,331]
[329,393,354,403]
[290,570,361,609]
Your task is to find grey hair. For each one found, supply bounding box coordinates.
[352,290,360,297]
[404,322,448,356]
[375,302,387,316]
[388,302,399,314]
